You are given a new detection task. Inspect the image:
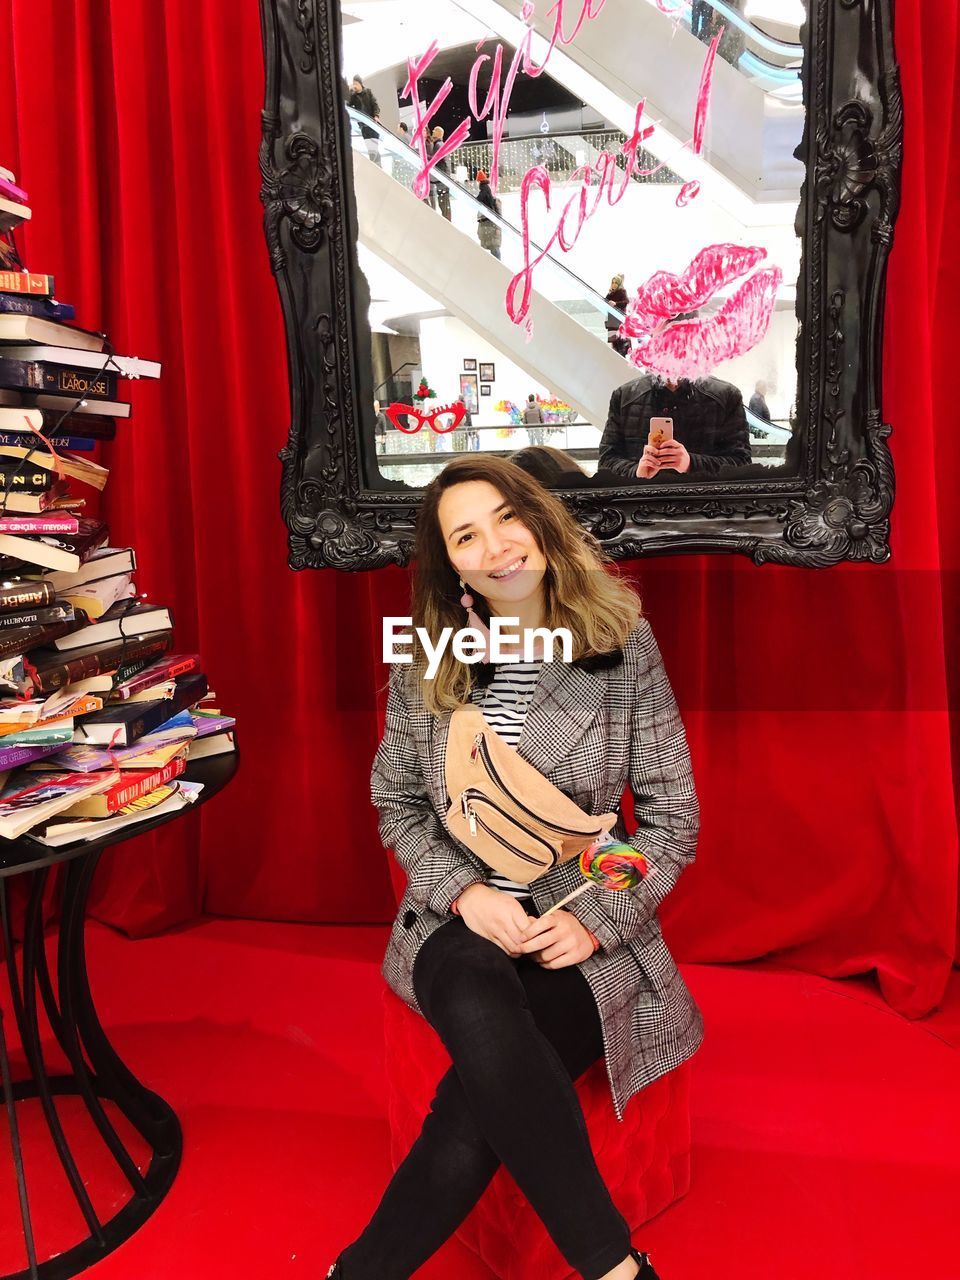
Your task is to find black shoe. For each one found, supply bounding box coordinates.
[630,1247,661,1279]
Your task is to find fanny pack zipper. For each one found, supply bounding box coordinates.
[460,794,554,868]
[470,731,604,840]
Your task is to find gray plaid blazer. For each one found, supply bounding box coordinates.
[371,618,703,1121]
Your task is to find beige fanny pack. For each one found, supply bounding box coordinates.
[444,703,617,885]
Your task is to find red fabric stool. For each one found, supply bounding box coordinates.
[383,989,692,1280]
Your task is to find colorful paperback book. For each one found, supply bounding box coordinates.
[58,756,188,817]
[36,779,203,847]
[0,771,112,839]
[47,711,195,772]
[0,739,65,771]
[0,725,75,748]
[0,515,79,535]
[189,712,236,738]
[0,176,28,204]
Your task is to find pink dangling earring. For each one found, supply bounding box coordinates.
[459,578,491,663]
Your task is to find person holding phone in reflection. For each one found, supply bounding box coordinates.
[599,371,752,479]
[324,456,702,1280]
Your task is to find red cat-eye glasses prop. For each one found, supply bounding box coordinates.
[385,402,467,434]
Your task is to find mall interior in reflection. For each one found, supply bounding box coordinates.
[341,0,806,488]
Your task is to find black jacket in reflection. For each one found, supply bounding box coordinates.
[599,374,752,478]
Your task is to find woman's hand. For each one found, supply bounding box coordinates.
[457,884,531,956]
[518,910,595,969]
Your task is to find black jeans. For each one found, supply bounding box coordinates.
[339,916,633,1280]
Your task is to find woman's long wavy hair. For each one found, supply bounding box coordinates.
[412,456,641,714]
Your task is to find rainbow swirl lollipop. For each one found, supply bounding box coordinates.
[578,840,648,890]
[541,840,648,917]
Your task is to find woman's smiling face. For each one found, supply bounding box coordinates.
[438,480,547,612]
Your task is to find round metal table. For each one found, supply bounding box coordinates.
[0,752,238,1280]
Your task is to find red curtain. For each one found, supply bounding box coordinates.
[0,0,956,1017]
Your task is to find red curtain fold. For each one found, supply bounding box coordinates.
[0,0,956,1010]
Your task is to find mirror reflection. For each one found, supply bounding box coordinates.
[341,0,805,491]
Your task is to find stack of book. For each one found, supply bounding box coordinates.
[0,163,236,847]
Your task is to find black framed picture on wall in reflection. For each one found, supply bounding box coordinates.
[479,362,495,383]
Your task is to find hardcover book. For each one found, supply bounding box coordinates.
[0,273,54,297]
[0,358,117,401]
[73,672,208,746]
[26,629,174,694]
[36,546,135,594]
[0,319,105,353]
[0,618,85,662]
[109,653,200,701]
[0,345,158,377]
[0,295,75,322]
[0,481,69,514]
[0,389,131,419]
[0,466,55,495]
[53,600,172,653]
[0,580,56,613]
[0,407,116,440]
[0,603,74,630]
[0,518,111,574]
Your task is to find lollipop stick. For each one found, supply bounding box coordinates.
[541,881,593,918]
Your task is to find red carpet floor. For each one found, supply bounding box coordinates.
[2,919,959,1280]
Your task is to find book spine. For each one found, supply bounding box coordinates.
[29,631,172,694]
[0,178,28,203]
[0,360,117,401]
[0,433,94,452]
[0,296,75,321]
[0,468,55,494]
[40,364,118,402]
[0,604,72,630]
[0,740,63,770]
[0,618,81,661]
[0,273,54,297]
[104,757,186,812]
[0,581,55,612]
[113,654,200,699]
[0,516,80,534]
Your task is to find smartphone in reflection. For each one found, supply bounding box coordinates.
[648,416,674,447]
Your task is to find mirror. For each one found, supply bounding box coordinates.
[342,0,805,491]
[260,0,901,567]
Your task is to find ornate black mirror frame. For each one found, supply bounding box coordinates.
[259,0,902,571]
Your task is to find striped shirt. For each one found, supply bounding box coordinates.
[469,660,544,901]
